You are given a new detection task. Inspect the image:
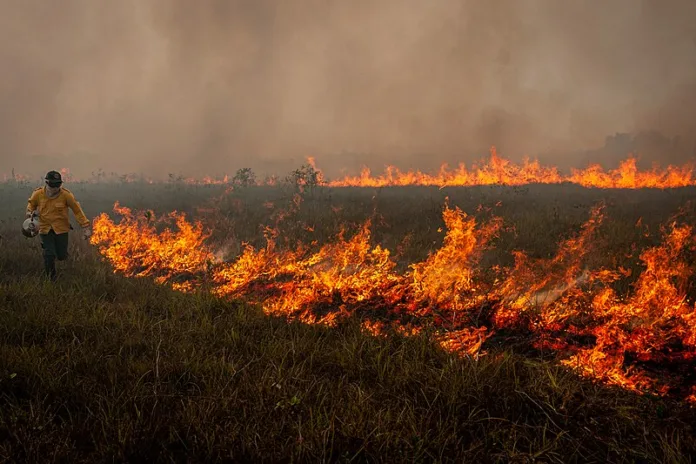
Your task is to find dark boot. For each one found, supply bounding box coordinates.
[44,255,57,282]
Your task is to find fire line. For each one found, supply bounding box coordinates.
[90,200,696,404]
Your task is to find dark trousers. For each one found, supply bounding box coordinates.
[40,230,69,280]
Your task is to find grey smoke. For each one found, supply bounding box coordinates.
[1,0,695,179]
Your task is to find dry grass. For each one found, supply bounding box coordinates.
[0,180,695,462]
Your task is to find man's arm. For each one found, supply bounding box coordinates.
[26,190,39,218]
[65,192,90,228]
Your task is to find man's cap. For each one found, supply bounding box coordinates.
[45,171,63,184]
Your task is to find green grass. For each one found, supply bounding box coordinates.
[1,182,696,462]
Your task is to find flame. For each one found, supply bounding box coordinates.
[437,327,491,358]
[568,158,696,189]
[404,200,502,311]
[492,204,607,329]
[91,198,696,403]
[326,147,696,189]
[91,202,214,289]
[688,388,696,405]
[362,320,387,337]
[59,168,72,183]
[213,220,398,326]
[6,146,696,188]
[559,222,696,394]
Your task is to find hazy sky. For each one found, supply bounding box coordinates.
[1,0,696,178]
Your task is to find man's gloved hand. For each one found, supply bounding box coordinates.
[83,227,92,240]
[26,211,38,232]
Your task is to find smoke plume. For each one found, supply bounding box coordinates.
[1,0,695,178]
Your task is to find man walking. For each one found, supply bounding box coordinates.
[26,171,92,281]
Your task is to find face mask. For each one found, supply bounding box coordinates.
[46,184,61,196]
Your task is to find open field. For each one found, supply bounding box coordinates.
[1,180,696,462]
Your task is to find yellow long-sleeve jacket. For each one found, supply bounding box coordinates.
[26,187,91,235]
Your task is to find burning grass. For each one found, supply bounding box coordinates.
[5,147,696,189]
[88,194,696,405]
[325,147,696,189]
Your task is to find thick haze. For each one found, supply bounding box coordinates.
[1,0,696,179]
